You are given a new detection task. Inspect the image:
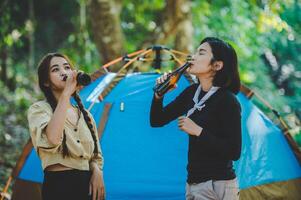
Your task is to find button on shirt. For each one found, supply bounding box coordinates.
[28,100,103,171]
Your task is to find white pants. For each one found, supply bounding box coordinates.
[186,178,239,200]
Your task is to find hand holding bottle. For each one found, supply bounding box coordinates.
[154,72,177,99]
[62,70,78,97]
[153,62,191,98]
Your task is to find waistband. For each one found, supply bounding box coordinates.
[44,169,91,176]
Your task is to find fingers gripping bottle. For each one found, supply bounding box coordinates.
[153,62,191,96]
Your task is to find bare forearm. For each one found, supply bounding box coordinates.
[45,93,70,145]
[90,161,102,173]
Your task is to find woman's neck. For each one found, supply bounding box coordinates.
[198,76,213,92]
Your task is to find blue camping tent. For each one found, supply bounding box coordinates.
[11,72,301,200]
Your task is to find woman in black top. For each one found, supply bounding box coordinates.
[150,37,241,200]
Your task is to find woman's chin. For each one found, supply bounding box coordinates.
[188,70,196,75]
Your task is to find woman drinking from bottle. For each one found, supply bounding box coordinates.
[150,37,241,200]
[28,53,105,200]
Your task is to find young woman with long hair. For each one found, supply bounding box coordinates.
[28,53,104,200]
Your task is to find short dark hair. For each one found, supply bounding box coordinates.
[200,37,241,94]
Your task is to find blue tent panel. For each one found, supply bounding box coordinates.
[82,73,190,200]
[235,93,301,189]
[18,149,43,183]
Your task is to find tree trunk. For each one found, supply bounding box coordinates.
[88,0,125,72]
[28,0,35,69]
[141,0,193,53]
[174,0,193,53]
[0,49,8,84]
[0,49,15,91]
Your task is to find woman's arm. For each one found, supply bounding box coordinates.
[45,94,69,145]
[150,84,195,127]
[45,71,78,145]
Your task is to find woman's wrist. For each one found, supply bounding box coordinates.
[59,91,71,101]
[154,92,163,100]
[195,126,203,136]
[57,92,71,106]
[61,89,73,98]
[90,161,102,173]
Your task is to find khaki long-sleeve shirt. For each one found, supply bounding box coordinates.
[28,100,103,171]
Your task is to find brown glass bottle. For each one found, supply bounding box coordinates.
[153,62,191,96]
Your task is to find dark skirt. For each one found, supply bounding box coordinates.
[42,169,92,200]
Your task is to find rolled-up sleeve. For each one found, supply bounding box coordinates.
[88,112,104,171]
[27,102,61,155]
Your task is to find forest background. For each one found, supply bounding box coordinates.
[0,0,300,192]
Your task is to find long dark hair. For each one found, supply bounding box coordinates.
[200,37,241,94]
[37,53,98,158]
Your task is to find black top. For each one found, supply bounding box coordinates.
[150,84,242,183]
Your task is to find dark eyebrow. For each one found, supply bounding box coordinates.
[50,64,59,69]
[50,63,69,69]
[199,48,207,52]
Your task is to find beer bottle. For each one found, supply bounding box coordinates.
[153,62,191,96]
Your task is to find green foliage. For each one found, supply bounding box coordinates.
[0,82,37,191]
[0,0,301,191]
[189,0,301,129]
[121,0,165,51]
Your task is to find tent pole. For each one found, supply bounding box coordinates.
[1,176,12,200]
[170,49,189,56]
[101,49,145,69]
[97,49,152,101]
[97,103,112,139]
